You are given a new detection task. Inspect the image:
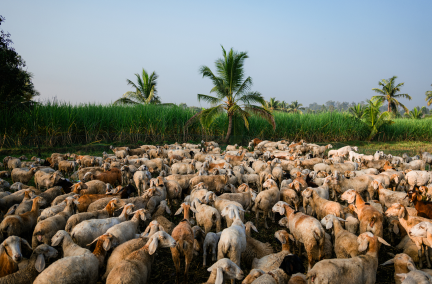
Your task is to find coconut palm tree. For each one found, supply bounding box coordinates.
[405,107,423,119]
[266,97,281,111]
[185,46,275,143]
[113,68,160,105]
[426,84,432,106]
[349,103,365,119]
[279,100,288,111]
[287,100,305,114]
[372,76,411,113]
[362,98,393,140]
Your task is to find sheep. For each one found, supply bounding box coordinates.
[102,221,165,280]
[7,157,22,170]
[84,168,121,186]
[250,230,304,275]
[50,230,90,257]
[105,209,151,245]
[288,273,307,284]
[65,198,118,233]
[400,160,426,171]
[0,236,33,277]
[253,179,280,229]
[328,146,358,158]
[70,203,134,247]
[204,258,244,284]
[72,180,107,195]
[340,189,384,238]
[203,232,222,267]
[205,192,245,227]
[11,167,37,184]
[329,171,375,201]
[405,170,432,191]
[151,200,175,234]
[306,232,390,284]
[342,206,360,234]
[190,198,222,233]
[272,201,325,270]
[242,173,262,192]
[165,173,197,192]
[58,160,77,176]
[301,187,344,220]
[172,161,196,175]
[218,184,256,211]
[385,203,432,269]
[12,189,36,215]
[280,180,301,211]
[171,203,195,284]
[241,221,274,268]
[409,221,432,246]
[105,231,176,284]
[397,270,432,284]
[33,233,118,284]
[312,144,333,158]
[38,195,78,221]
[189,175,228,194]
[0,244,58,284]
[0,186,32,213]
[33,171,62,190]
[38,186,63,206]
[0,196,45,239]
[381,253,419,284]
[32,197,78,248]
[422,152,432,166]
[320,214,359,258]
[217,205,247,284]
[0,178,11,191]
[377,183,410,209]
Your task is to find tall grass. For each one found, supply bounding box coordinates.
[0,102,430,148]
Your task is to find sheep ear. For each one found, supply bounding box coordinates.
[228,209,235,219]
[398,208,405,219]
[87,237,99,246]
[142,225,151,237]
[158,225,165,232]
[407,262,416,271]
[393,223,399,234]
[103,238,111,251]
[378,237,391,247]
[0,244,4,256]
[381,259,394,266]
[288,234,295,242]
[165,206,171,215]
[35,254,46,272]
[148,237,158,255]
[73,200,80,205]
[215,267,224,284]
[21,239,32,251]
[251,224,258,233]
[337,217,346,222]
[174,207,183,215]
[190,207,197,213]
[326,221,333,230]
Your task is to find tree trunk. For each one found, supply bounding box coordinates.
[224,114,233,144]
[388,101,391,113]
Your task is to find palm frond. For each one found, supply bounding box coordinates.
[197,94,221,105]
[112,97,139,105]
[244,105,276,130]
[237,92,265,105]
[200,105,224,128]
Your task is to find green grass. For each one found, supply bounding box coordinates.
[1,102,431,148]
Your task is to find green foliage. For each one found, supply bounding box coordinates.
[426,84,432,106]
[372,76,411,113]
[0,15,39,108]
[349,103,365,119]
[113,68,160,105]
[361,99,393,140]
[1,102,431,149]
[405,107,423,119]
[287,100,305,114]
[186,46,275,143]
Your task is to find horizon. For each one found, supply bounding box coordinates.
[2,0,432,109]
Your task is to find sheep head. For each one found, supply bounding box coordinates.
[145,231,176,255]
[33,244,58,273]
[208,258,243,284]
[0,236,32,263]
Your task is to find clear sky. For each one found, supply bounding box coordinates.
[2,0,432,108]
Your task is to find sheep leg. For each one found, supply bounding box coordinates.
[212,245,217,262]
[418,248,423,269]
[425,245,431,268]
[203,245,207,267]
[171,248,182,284]
[184,251,192,284]
[264,210,269,229]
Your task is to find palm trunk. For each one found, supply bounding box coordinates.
[388,101,391,113]
[224,114,233,144]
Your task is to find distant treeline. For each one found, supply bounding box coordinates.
[0,102,431,148]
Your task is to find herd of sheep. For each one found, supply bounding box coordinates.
[0,139,432,284]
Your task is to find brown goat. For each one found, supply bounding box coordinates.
[171,203,194,284]
[76,188,129,212]
[408,190,432,219]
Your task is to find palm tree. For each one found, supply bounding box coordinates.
[426,84,432,106]
[279,101,288,111]
[405,107,423,119]
[349,103,365,119]
[185,46,275,143]
[287,100,305,114]
[362,98,393,140]
[113,68,160,105]
[372,76,411,113]
[266,97,281,111]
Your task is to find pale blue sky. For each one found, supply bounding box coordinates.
[2,0,432,108]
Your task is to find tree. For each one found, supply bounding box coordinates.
[266,97,280,111]
[287,100,305,114]
[349,103,365,119]
[0,15,39,108]
[405,107,423,119]
[113,68,160,105]
[426,84,432,106]
[186,46,275,143]
[372,76,411,113]
[362,98,393,140]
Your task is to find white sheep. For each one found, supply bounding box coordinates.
[204,258,244,284]
[203,232,222,267]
